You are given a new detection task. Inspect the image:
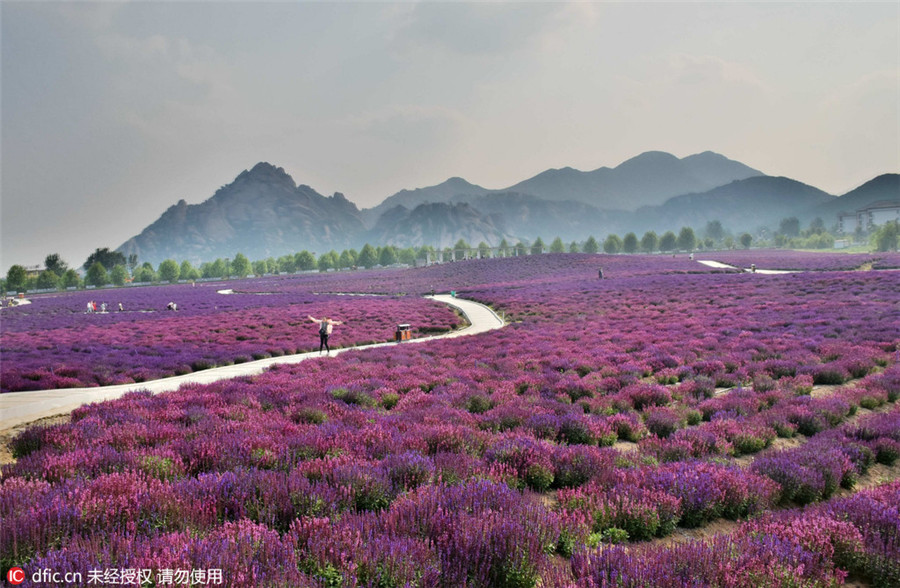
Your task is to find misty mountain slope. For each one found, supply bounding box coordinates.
[681,151,767,191]
[117,163,366,266]
[364,150,764,221]
[505,150,763,210]
[635,176,834,233]
[363,177,491,227]
[813,174,899,218]
[366,202,514,249]
[455,192,629,241]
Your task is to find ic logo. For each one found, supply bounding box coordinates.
[6,567,25,585]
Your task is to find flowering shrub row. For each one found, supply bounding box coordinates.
[564,480,900,588]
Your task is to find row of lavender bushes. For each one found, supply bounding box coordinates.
[566,478,899,587]
[3,355,897,584]
[4,400,898,586]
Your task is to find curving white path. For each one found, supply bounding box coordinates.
[0,295,505,431]
[696,259,795,274]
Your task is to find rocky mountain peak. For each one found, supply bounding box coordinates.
[236,162,296,189]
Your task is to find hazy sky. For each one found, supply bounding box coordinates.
[2,1,898,272]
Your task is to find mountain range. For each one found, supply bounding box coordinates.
[117,153,899,266]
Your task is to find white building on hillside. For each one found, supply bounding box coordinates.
[838,200,900,234]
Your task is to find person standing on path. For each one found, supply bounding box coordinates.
[308,315,344,355]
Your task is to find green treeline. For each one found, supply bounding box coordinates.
[4,218,897,294]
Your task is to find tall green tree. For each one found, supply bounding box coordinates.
[62,269,82,289]
[276,255,295,274]
[6,266,31,292]
[252,260,269,276]
[676,227,696,251]
[778,217,801,238]
[603,234,622,254]
[295,251,316,271]
[498,239,510,257]
[36,270,60,290]
[478,242,491,258]
[399,247,417,265]
[158,259,180,283]
[808,217,826,235]
[86,262,109,288]
[739,233,753,249]
[44,253,68,276]
[83,248,126,271]
[378,245,397,266]
[531,237,545,255]
[453,239,470,260]
[704,220,725,244]
[549,237,565,253]
[568,241,580,253]
[180,260,200,281]
[318,250,339,271]
[640,231,658,253]
[873,221,899,252]
[659,231,677,252]
[583,236,599,254]
[358,244,378,269]
[623,232,638,254]
[135,262,157,283]
[204,259,227,279]
[231,253,251,278]
[339,249,357,269]
[110,265,129,286]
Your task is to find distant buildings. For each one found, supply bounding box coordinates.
[24,265,44,279]
[838,200,900,234]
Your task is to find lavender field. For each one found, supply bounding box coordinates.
[695,249,900,272]
[2,252,899,587]
[0,279,462,392]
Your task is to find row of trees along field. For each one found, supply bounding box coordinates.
[0,225,709,294]
[4,219,898,294]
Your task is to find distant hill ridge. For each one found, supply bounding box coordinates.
[504,150,763,210]
[118,162,367,266]
[366,150,764,220]
[116,154,898,266]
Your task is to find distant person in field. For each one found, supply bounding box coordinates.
[309,315,344,355]
[166,302,178,311]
